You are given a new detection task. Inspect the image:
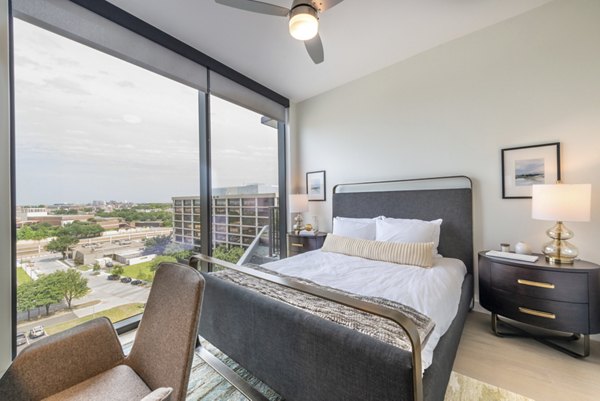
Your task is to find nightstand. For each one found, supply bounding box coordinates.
[287,232,327,257]
[479,251,600,357]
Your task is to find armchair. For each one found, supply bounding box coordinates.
[0,262,205,401]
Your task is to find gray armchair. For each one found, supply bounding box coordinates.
[0,262,205,401]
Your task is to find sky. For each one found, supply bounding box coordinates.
[13,19,278,205]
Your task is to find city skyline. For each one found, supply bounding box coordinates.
[13,19,278,205]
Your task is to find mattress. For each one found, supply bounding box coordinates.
[262,250,467,370]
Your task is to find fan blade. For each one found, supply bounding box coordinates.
[315,0,344,12]
[304,34,324,64]
[215,0,289,16]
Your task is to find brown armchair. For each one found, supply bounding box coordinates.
[0,262,205,401]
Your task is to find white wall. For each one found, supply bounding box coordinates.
[291,0,600,274]
[0,0,13,373]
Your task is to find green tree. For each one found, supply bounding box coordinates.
[96,207,172,226]
[46,235,79,260]
[164,242,193,262]
[111,265,124,277]
[53,269,90,309]
[144,235,172,255]
[34,274,64,315]
[213,245,245,264]
[59,221,104,239]
[17,223,60,240]
[17,281,37,320]
[149,255,178,272]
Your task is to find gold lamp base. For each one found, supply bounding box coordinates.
[542,221,578,265]
[293,213,304,234]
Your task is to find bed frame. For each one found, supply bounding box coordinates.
[191,176,473,401]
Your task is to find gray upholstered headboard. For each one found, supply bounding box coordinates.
[332,176,474,274]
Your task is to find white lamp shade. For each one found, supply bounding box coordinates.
[289,194,309,213]
[532,184,592,222]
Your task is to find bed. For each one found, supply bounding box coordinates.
[192,176,474,401]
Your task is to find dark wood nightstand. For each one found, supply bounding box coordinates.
[287,232,327,257]
[479,251,600,357]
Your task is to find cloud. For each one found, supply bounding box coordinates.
[122,114,143,124]
[43,77,92,96]
[117,80,136,88]
[13,18,278,204]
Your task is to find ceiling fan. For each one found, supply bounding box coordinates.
[215,0,345,64]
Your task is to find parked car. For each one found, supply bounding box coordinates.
[105,261,114,268]
[130,279,143,286]
[107,274,120,281]
[120,276,132,283]
[29,326,45,339]
[16,332,29,346]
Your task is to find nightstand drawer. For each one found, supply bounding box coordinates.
[287,233,327,257]
[492,290,589,333]
[491,262,588,303]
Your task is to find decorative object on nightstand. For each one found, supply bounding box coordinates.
[532,183,591,264]
[311,215,319,233]
[289,194,308,234]
[479,251,600,358]
[515,241,532,255]
[287,232,327,257]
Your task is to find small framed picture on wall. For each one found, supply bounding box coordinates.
[306,170,326,201]
[501,142,561,199]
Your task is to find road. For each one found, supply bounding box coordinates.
[17,227,173,259]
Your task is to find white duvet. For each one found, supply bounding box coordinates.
[262,250,466,370]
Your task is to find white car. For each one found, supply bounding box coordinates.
[29,326,45,339]
[16,332,29,346]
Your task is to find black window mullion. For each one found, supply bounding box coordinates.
[198,90,212,271]
[277,120,287,258]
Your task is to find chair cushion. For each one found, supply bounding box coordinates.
[42,365,151,401]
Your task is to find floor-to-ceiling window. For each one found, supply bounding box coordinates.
[209,95,281,265]
[13,19,200,351]
[8,0,288,356]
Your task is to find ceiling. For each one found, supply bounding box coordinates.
[107,0,553,103]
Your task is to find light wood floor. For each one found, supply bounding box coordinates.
[453,310,600,401]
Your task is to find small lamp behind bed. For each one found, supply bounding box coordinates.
[289,194,309,234]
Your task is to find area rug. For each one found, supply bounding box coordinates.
[444,371,535,401]
[186,341,534,401]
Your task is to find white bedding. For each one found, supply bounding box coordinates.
[262,250,467,370]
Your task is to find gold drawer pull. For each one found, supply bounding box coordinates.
[517,279,555,289]
[518,307,556,320]
[291,243,304,247]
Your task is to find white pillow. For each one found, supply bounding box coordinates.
[332,216,382,240]
[375,218,443,255]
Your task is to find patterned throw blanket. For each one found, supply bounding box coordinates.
[212,265,435,352]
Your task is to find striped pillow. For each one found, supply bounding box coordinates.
[321,234,434,268]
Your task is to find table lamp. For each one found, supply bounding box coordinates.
[289,194,308,234]
[531,183,591,264]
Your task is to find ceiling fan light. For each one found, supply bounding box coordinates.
[289,5,318,41]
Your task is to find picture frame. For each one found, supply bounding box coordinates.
[306,170,326,201]
[501,142,561,199]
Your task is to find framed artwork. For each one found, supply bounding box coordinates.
[501,142,561,199]
[306,170,326,201]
